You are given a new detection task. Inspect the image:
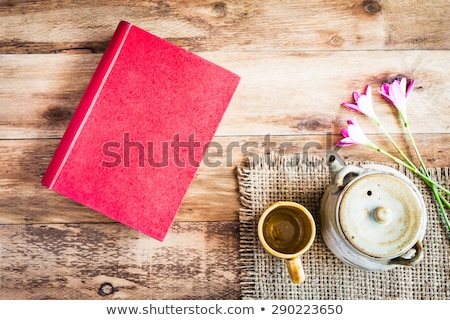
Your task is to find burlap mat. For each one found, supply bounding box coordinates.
[237,153,450,299]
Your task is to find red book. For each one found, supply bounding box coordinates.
[42,21,240,241]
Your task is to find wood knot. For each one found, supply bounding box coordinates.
[363,0,382,14]
[98,282,115,296]
[388,73,409,83]
[297,115,330,131]
[42,106,72,123]
[212,2,227,17]
[329,35,344,47]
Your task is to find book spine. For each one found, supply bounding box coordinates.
[42,21,132,189]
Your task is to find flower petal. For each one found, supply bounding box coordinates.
[336,138,357,146]
[389,80,407,114]
[380,83,390,95]
[342,102,361,113]
[343,86,378,121]
[355,94,371,113]
[341,127,349,138]
[347,123,368,144]
[406,79,415,99]
[399,78,407,95]
[365,85,372,96]
[337,117,378,149]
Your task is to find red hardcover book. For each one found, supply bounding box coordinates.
[42,21,240,241]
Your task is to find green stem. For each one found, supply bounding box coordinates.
[399,113,450,231]
[399,113,429,175]
[369,146,450,196]
[438,192,450,227]
[422,174,450,226]
[376,121,418,170]
[438,192,450,210]
[375,145,450,230]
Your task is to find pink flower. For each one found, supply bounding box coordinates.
[342,85,378,121]
[378,78,415,115]
[337,118,378,149]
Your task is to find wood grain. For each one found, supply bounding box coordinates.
[1,134,448,225]
[1,51,449,140]
[1,0,449,301]
[0,221,240,299]
[1,0,449,53]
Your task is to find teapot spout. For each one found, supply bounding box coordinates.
[327,152,345,180]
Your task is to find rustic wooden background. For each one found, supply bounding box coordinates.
[1,0,449,299]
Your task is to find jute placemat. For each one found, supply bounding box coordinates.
[237,153,450,299]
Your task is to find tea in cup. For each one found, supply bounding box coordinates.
[258,201,316,284]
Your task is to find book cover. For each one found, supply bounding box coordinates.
[42,21,240,241]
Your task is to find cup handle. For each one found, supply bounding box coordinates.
[285,257,305,284]
[388,241,424,266]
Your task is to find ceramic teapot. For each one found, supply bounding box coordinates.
[319,153,427,271]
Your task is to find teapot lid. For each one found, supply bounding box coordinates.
[338,172,423,258]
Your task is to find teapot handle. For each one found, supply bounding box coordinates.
[388,241,424,266]
[334,164,365,188]
[327,153,364,188]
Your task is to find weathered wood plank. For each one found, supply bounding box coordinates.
[1,134,448,225]
[0,0,449,53]
[0,54,97,139]
[1,51,449,140]
[1,0,448,303]
[0,221,240,299]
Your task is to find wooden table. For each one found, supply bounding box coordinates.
[1,1,449,300]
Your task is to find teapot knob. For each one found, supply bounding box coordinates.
[372,206,392,224]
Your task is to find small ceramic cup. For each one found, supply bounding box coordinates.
[258,201,316,284]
